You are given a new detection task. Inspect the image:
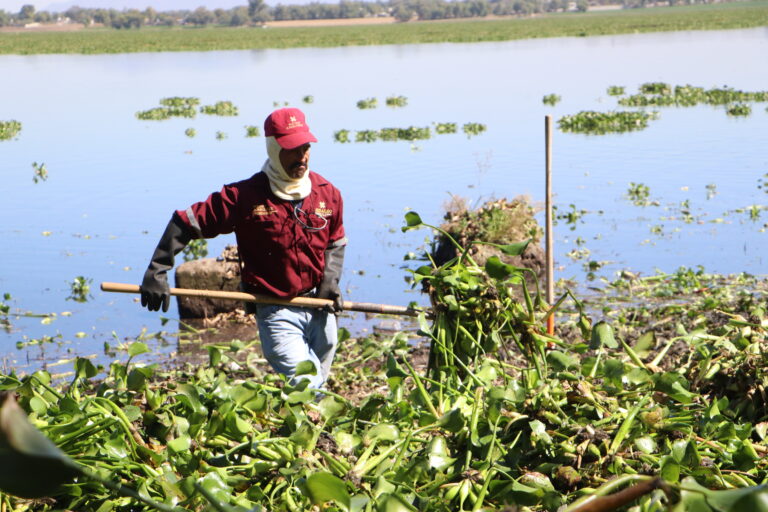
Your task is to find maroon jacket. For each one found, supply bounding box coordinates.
[176,171,345,298]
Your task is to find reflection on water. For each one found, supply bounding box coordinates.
[1,28,767,372]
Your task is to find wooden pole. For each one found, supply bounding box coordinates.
[100,282,421,317]
[545,115,555,335]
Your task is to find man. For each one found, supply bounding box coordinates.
[139,107,346,390]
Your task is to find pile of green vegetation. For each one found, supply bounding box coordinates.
[0,120,22,141]
[2,212,768,511]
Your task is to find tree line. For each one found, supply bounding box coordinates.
[0,0,738,29]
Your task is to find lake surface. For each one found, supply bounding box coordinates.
[2,27,767,374]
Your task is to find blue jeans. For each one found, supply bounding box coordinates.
[255,304,338,389]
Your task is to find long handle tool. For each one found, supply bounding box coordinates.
[100,282,420,317]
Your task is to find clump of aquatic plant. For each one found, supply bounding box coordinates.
[184,127,196,138]
[554,203,588,229]
[160,96,199,108]
[386,95,408,107]
[462,122,487,137]
[302,95,314,104]
[618,83,768,115]
[136,97,199,120]
[158,96,199,117]
[135,107,172,120]
[356,97,378,109]
[627,182,652,206]
[182,238,208,261]
[32,162,48,183]
[334,129,351,143]
[542,93,561,106]
[558,110,659,134]
[0,120,22,141]
[607,85,625,96]
[355,130,378,142]
[640,82,672,95]
[726,103,751,116]
[386,126,431,141]
[434,122,457,134]
[67,276,92,302]
[215,131,227,140]
[244,125,260,137]
[201,101,238,116]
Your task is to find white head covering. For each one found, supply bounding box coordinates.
[262,136,311,201]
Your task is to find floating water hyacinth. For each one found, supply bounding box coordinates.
[32,162,48,184]
[302,95,314,104]
[201,101,238,116]
[185,127,196,138]
[434,122,457,134]
[558,110,659,134]
[607,85,625,96]
[385,95,408,108]
[244,125,260,137]
[356,97,377,109]
[618,83,768,111]
[462,122,487,137]
[334,129,351,143]
[726,103,751,116]
[542,93,561,106]
[0,120,22,141]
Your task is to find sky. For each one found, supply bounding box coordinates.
[1,0,310,12]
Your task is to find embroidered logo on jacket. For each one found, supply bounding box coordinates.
[314,201,333,217]
[252,204,277,216]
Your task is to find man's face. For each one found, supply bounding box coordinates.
[279,143,311,179]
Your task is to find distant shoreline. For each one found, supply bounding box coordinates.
[1,1,766,55]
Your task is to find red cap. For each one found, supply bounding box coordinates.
[264,108,317,149]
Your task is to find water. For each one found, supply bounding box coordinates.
[2,28,767,373]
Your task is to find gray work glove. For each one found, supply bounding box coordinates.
[140,213,193,312]
[317,243,345,314]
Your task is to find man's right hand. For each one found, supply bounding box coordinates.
[140,271,170,312]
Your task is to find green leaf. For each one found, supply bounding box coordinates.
[305,472,351,511]
[427,437,456,471]
[660,455,680,483]
[176,384,207,415]
[128,342,150,358]
[680,477,768,512]
[653,372,695,404]
[376,493,418,512]
[590,321,618,349]
[207,346,221,367]
[634,436,657,454]
[0,393,81,498]
[295,360,318,376]
[318,395,346,421]
[546,350,578,371]
[438,408,465,433]
[167,435,191,454]
[496,239,531,256]
[485,256,515,280]
[401,211,423,232]
[74,357,97,379]
[365,424,400,443]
